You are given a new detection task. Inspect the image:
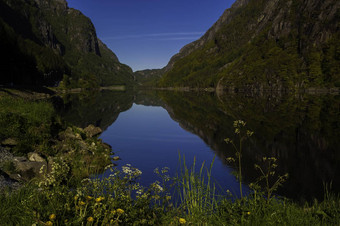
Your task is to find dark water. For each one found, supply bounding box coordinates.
[55,90,340,203]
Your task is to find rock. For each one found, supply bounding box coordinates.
[13,156,27,162]
[75,133,82,140]
[1,138,18,146]
[28,152,45,163]
[0,170,20,191]
[84,124,102,138]
[12,156,46,181]
[58,127,76,140]
[0,147,14,164]
[112,156,121,161]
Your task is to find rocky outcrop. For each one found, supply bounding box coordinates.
[28,152,46,162]
[13,156,46,181]
[0,125,118,184]
[84,124,102,138]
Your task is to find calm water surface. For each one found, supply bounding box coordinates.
[99,103,244,194]
[56,90,340,202]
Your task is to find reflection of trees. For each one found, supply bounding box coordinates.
[159,91,340,202]
[53,90,134,131]
[54,89,340,202]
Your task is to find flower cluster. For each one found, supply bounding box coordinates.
[122,164,142,178]
[152,181,164,192]
[38,159,70,188]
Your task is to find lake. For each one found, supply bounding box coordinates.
[55,90,340,203]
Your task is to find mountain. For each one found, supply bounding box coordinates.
[0,0,134,87]
[159,0,340,90]
[134,69,164,87]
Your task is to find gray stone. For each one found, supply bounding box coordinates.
[14,159,46,181]
[58,127,76,140]
[84,124,102,138]
[2,138,18,146]
[13,156,27,162]
[28,152,46,163]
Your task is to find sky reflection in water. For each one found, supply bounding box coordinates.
[99,103,247,196]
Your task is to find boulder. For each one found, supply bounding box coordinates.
[84,125,102,138]
[1,138,18,146]
[13,156,46,181]
[58,127,76,140]
[28,152,45,163]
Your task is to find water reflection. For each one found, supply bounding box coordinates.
[53,90,134,130]
[55,90,340,202]
[160,91,340,202]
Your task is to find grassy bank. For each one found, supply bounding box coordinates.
[0,91,339,225]
[0,156,339,225]
[0,89,113,185]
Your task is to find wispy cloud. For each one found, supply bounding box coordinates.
[102,32,204,40]
[148,36,202,41]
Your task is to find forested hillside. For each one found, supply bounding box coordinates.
[0,0,134,87]
[159,0,340,90]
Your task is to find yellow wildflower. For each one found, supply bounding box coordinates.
[179,218,186,224]
[111,210,116,215]
[79,201,86,206]
[49,214,56,220]
[87,216,94,222]
[86,196,93,201]
[247,211,251,215]
[45,221,53,226]
[95,196,105,202]
[116,208,124,214]
[74,195,79,201]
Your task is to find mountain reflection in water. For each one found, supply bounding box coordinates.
[55,90,340,203]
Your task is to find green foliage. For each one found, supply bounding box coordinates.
[0,0,134,87]
[322,33,340,86]
[176,154,217,216]
[158,90,340,202]
[134,69,164,87]
[225,120,254,198]
[253,157,289,203]
[1,156,340,225]
[159,0,340,89]
[0,95,55,155]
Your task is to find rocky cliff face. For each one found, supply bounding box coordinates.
[160,0,340,90]
[0,0,133,87]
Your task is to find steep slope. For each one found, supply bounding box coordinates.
[159,0,340,90]
[0,0,134,87]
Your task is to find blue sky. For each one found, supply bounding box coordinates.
[66,0,236,71]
